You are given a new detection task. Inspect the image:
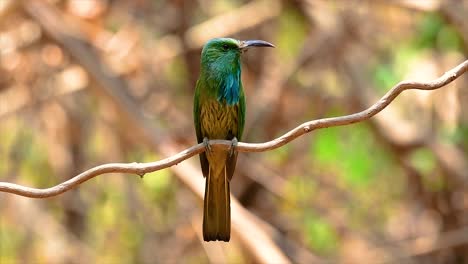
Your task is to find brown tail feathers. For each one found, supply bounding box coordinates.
[203,167,230,242]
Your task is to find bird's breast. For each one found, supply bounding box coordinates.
[200,99,238,140]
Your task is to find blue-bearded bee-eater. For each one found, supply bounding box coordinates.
[193,38,274,241]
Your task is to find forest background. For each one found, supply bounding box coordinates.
[0,0,467,263]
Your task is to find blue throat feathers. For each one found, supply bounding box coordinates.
[217,68,241,105]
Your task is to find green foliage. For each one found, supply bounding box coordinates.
[458,125,468,148]
[416,13,462,51]
[277,7,308,59]
[265,143,292,165]
[128,151,176,212]
[373,13,463,93]
[409,149,445,191]
[0,122,55,188]
[19,138,55,188]
[304,214,339,254]
[284,174,317,205]
[417,13,445,49]
[439,124,467,145]
[164,57,189,91]
[87,183,144,263]
[409,149,437,175]
[373,63,400,93]
[311,124,381,187]
[143,169,172,200]
[0,222,23,263]
[372,44,419,93]
[283,177,339,255]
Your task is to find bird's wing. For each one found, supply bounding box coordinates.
[226,86,245,181]
[194,80,210,178]
[237,87,246,141]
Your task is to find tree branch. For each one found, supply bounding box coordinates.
[0,59,466,198]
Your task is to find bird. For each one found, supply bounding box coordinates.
[193,38,274,242]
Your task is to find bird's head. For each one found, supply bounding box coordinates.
[199,38,274,105]
[200,38,274,71]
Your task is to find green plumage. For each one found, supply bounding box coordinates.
[193,38,273,242]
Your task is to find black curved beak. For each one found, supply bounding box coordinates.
[239,40,275,51]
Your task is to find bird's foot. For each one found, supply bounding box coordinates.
[203,137,212,154]
[229,137,238,157]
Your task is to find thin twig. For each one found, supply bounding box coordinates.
[0,60,467,198]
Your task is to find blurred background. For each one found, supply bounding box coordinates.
[0,0,467,263]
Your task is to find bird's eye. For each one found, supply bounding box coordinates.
[222,44,229,51]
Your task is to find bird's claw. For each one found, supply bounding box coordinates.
[229,137,238,157]
[203,137,212,153]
